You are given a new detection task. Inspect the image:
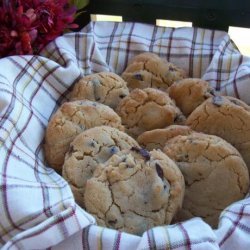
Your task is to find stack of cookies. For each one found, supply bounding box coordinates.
[44,52,250,235]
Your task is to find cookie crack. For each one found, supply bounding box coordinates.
[203,104,210,118]
[109,132,137,150]
[94,75,105,86]
[236,114,247,127]
[111,168,141,186]
[103,85,116,102]
[230,166,247,194]
[185,165,218,187]
[128,207,163,221]
[202,153,240,163]
[86,199,106,222]
[217,108,234,120]
[108,75,123,84]
[105,182,124,217]
[144,61,168,86]
[65,108,80,121]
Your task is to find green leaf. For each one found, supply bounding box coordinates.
[70,0,89,10]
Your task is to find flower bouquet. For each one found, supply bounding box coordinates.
[0,0,88,58]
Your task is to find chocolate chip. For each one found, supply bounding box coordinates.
[95,98,100,101]
[119,94,126,99]
[212,96,224,107]
[110,146,118,155]
[152,209,160,212]
[155,163,164,180]
[126,164,133,168]
[108,219,117,225]
[90,141,95,147]
[131,147,150,161]
[133,73,143,81]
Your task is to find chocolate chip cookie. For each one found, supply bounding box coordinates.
[84,148,185,235]
[163,132,249,228]
[137,125,193,150]
[122,52,187,91]
[44,100,124,171]
[186,96,250,172]
[69,72,129,109]
[62,126,139,208]
[168,78,215,116]
[116,88,186,138]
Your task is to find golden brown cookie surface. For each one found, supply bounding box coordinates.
[44,101,124,171]
[84,148,185,235]
[186,96,250,172]
[116,88,185,138]
[69,72,129,109]
[168,78,215,116]
[137,125,193,150]
[62,126,139,208]
[122,52,186,91]
[163,132,249,228]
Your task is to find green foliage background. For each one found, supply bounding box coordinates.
[70,0,89,10]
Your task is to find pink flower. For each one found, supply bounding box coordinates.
[0,0,78,57]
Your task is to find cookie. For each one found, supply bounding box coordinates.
[44,100,124,171]
[137,125,193,150]
[69,72,129,109]
[225,96,250,111]
[116,88,186,138]
[122,52,187,91]
[84,148,185,235]
[62,126,139,208]
[127,52,161,64]
[168,78,215,116]
[186,96,250,172]
[163,132,249,228]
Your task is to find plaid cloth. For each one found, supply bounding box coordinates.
[0,21,250,250]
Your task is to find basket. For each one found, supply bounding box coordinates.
[1,2,250,249]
